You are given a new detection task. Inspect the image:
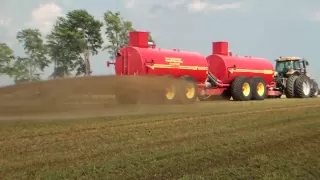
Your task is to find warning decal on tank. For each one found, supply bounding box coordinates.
[165,57,183,67]
[228,68,274,74]
[165,57,183,63]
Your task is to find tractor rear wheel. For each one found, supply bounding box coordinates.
[285,75,298,98]
[231,76,252,101]
[295,75,312,98]
[310,80,319,97]
[180,76,198,104]
[250,76,267,100]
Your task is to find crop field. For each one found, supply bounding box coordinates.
[0,76,319,180]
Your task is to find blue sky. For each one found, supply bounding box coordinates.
[1,0,320,86]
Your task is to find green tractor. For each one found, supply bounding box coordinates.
[273,56,318,98]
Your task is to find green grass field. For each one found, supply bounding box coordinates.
[0,98,320,180]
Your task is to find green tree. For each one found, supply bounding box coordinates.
[0,43,14,75]
[10,57,39,84]
[0,43,33,83]
[49,10,104,76]
[16,29,50,81]
[46,32,79,78]
[103,11,155,61]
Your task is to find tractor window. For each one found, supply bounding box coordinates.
[276,61,292,73]
[293,61,301,70]
[275,62,285,72]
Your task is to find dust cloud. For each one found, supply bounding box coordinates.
[0,75,198,121]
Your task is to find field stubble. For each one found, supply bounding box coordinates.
[0,76,319,180]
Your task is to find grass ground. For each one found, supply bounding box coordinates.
[0,98,319,180]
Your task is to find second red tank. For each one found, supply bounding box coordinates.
[206,42,275,85]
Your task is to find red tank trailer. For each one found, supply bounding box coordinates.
[106,31,281,104]
[199,41,280,101]
[207,43,275,85]
[109,31,208,83]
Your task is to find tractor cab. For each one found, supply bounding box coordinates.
[275,56,309,77]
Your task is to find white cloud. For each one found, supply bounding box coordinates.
[124,0,157,9]
[123,0,241,13]
[168,0,188,9]
[25,2,63,34]
[211,3,241,11]
[310,11,320,21]
[124,0,187,10]
[0,18,11,27]
[124,0,135,9]
[187,0,207,12]
[187,0,241,13]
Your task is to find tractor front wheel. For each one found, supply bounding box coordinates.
[285,75,298,98]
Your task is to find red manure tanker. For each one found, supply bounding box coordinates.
[106,31,318,104]
[109,32,208,83]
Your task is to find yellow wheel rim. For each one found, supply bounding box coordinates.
[242,82,250,96]
[186,83,196,99]
[257,82,265,96]
[166,85,175,100]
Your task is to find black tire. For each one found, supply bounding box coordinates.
[231,76,252,101]
[179,76,198,104]
[310,80,319,97]
[285,75,298,98]
[250,76,267,100]
[295,75,312,98]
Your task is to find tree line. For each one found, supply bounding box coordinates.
[0,10,155,84]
